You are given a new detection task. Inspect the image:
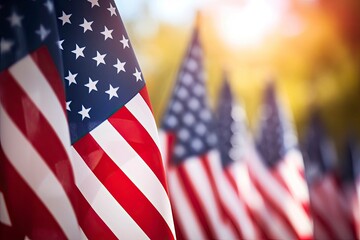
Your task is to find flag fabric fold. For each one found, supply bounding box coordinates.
[0,0,175,239]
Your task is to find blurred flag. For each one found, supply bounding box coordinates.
[303,111,352,240]
[354,139,360,239]
[217,80,296,240]
[1,0,175,239]
[253,82,313,240]
[215,77,261,240]
[338,136,360,239]
[0,0,79,239]
[159,18,245,240]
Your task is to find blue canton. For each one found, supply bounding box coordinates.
[161,28,217,165]
[0,0,62,73]
[55,0,145,144]
[256,82,297,168]
[0,0,145,144]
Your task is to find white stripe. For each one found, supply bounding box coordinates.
[125,93,161,150]
[207,151,257,240]
[168,169,206,240]
[183,156,236,240]
[90,120,175,237]
[280,150,309,202]
[157,130,168,168]
[9,55,71,156]
[0,191,11,226]
[71,147,149,240]
[0,105,79,239]
[80,228,88,240]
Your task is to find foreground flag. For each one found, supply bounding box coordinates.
[303,111,352,240]
[215,77,261,240]
[1,0,175,239]
[0,0,80,238]
[253,82,312,240]
[159,19,240,240]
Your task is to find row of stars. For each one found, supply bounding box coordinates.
[0,23,52,54]
[64,66,142,87]
[58,11,125,44]
[66,83,120,120]
[60,42,130,73]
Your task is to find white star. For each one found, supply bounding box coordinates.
[85,78,98,93]
[120,35,129,49]
[57,39,64,50]
[79,18,93,33]
[92,51,106,66]
[133,68,142,82]
[35,24,51,41]
[78,105,91,120]
[71,44,85,59]
[65,71,78,86]
[44,0,54,13]
[87,0,99,8]
[66,101,71,111]
[113,58,126,73]
[100,26,113,40]
[107,3,117,16]
[0,38,14,54]
[58,11,71,25]
[7,12,23,27]
[105,84,119,100]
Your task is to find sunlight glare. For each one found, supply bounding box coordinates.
[217,0,285,47]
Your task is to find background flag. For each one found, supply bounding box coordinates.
[1,0,175,239]
[216,79,296,240]
[252,81,313,240]
[215,77,261,240]
[303,110,352,240]
[159,20,239,240]
[338,136,360,240]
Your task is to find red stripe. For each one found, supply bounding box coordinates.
[176,163,216,239]
[0,150,66,239]
[172,209,186,240]
[165,133,176,167]
[73,134,174,240]
[0,71,77,204]
[0,223,23,240]
[224,167,238,195]
[109,107,168,191]
[30,46,66,114]
[201,156,242,239]
[139,86,153,112]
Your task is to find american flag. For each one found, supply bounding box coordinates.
[159,22,244,239]
[215,77,261,240]
[0,0,175,239]
[339,136,360,240]
[353,138,360,239]
[215,79,297,240]
[252,82,313,240]
[303,110,352,240]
